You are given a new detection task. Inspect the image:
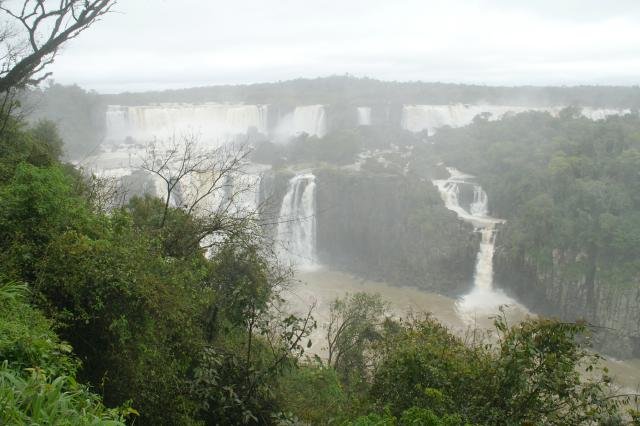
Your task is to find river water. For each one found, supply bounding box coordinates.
[285,268,640,392]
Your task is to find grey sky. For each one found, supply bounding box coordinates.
[43,0,640,93]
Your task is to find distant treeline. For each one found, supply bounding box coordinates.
[101,75,640,108]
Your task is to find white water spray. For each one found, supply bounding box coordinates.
[357,107,372,126]
[105,103,269,146]
[276,173,318,270]
[402,104,630,135]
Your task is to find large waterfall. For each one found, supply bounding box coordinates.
[105,103,269,145]
[433,168,526,322]
[293,105,327,137]
[275,105,327,138]
[276,173,318,270]
[402,104,630,135]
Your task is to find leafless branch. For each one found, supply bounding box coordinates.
[0,0,116,93]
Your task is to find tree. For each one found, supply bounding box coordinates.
[325,292,387,381]
[368,314,637,424]
[138,136,251,227]
[191,238,318,425]
[0,0,115,94]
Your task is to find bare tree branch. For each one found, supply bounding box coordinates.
[137,135,261,255]
[0,0,116,93]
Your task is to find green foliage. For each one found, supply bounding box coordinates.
[0,116,64,181]
[128,194,204,258]
[0,280,126,425]
[327,293,387,383]
[207,242,275,329]
[370,316,485,419]
[365,314,632,425]
[345,408,465,426]
[0,163,96,281]
[276,363,346,424]
[0,364,128,425]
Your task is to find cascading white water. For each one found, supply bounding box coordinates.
[401,104,629,135]
[292,105,327,137]
[226,172,262,215]
[275,105,327,138]
[580,107,632,120]
[357,107,372,126]
[433,168,526,322]
[276,173,318,270]
[105,103,269,145]
[470,185,488,217]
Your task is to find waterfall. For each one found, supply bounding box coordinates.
[276,105,327,139]
[470,185,488,217]
[292,105,327,137]
[357,107,372,126]
[580,107,631,120]
[473,225,497,291]
[276,173,318,270]
[227,172,262,215]
[401,104,629,135]
[105,103,269,145]
[401,104,539,134]
[433,168,524,322]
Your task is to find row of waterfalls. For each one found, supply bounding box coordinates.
[105,104,329,145]
[105,103,630,145]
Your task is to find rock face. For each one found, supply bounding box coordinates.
[495,250,640,358]
[313,168,478,295]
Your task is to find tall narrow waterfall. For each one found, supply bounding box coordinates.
[276,173,318,269]
[433,168,525,322]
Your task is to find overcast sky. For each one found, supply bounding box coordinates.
[42,0,640,93]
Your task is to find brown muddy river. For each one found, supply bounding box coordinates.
[283,267,640,392]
